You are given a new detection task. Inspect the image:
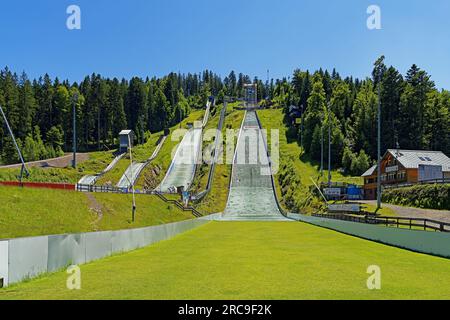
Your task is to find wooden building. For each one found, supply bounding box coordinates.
[362,149,450,200]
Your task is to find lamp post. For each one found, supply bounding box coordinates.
[128,134,136,222]
[72,93,78,168]
[328,101,332,187]
[300,104,304,149]
[376,79,382,211]
[320,123,324,176]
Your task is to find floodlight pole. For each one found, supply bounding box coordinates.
[328,101,332,187]
[320,120,324,176]
[0,104,29,182]
[300,104,304,149]
[128,135,136,222]
[72,93,78,168]
[376,78,382,211]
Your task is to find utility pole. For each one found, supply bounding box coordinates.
[376,78,382,211]
[328,101,332,187]
[128,134,136,222]
[300,104,304,149]
[320,124,324,176]
[0,105,29,182]
[72,93,78,168]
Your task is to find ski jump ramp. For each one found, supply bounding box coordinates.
[157,127,202,193]
[78,152,125,185]
[221,110,289,221]
[117,135,167,189]
[156,98,213,193]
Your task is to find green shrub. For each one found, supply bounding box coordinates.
[382,184,450,210]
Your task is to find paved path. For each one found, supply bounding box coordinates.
[0,153,89,169]
[358,200,450,223]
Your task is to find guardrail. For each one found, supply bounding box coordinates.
[312,213,450,233]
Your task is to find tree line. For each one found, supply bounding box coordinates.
[0,68,264,164]
[2,57,448,174]
[272,56,450,176]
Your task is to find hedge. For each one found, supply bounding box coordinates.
[382,184,450,210]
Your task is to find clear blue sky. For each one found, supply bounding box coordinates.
[1,0,449,89]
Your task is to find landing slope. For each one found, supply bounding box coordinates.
[223,110,286,220]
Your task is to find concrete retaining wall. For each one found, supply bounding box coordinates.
[0,217,210,287]
[289,213,450,258]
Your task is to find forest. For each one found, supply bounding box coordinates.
[1,56,449,177]
[273,56,450,175]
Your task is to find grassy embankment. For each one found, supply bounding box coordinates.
[3,221,450,300]
[0,151,116,184]
[257,108,363,213]
[0,186,194,239]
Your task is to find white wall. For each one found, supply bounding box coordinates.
[0,241,8,287]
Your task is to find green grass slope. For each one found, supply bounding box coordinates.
[0,151,116,184]
[194,103,245,214]
[257,108,362,212]
[0,187,194,239]
[3,221,450,300]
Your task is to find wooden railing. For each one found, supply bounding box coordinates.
[76,184,203,218]
[312,213,450,232]
[153,191,203,218]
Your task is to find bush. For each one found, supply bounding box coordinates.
[382,184,450,210]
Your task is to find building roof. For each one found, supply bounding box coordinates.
[119,130,133,135]
[362,165,377,177]
[387,149,450,172]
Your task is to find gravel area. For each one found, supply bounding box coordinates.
[358,200,450,224]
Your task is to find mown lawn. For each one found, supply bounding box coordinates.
[2,221,450,300]
[0,186,194,239]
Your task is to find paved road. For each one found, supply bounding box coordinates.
[358,200,450,223]
[0,153,89,169]
[222,111,288,221]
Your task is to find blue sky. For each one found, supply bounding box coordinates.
[1,0,449,89]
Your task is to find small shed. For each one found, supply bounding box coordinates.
[119,130,134,153]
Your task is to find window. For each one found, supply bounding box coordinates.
[425,157,432,161]
[397,171,406,181]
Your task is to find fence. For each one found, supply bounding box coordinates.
[0,181,75,190]
[0,216,211,287]
[76,184,203,218]
[313,213,450,232]
[76,184,125,193]
[289,213,450,258]
[154,191,203,218]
